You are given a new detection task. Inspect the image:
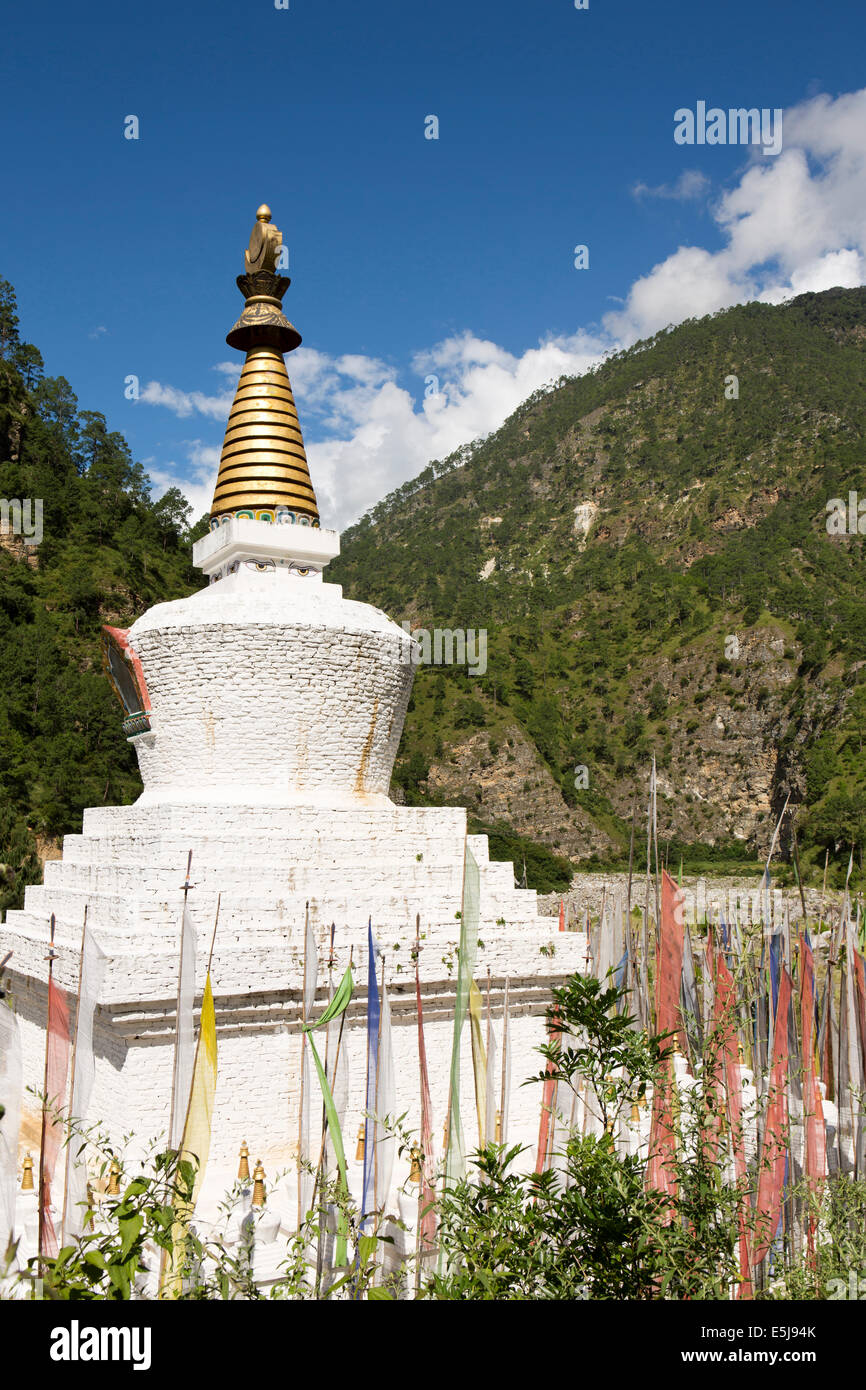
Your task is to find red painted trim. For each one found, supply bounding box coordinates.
[102,625,151,712]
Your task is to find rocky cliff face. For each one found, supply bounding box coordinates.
[425,723,614,859]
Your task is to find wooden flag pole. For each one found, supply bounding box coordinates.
[158,853,194,1295]
[362,920,373,1212]
[499,975,510,1148]
[60,906,88,1240]
[177,894,220,1150]
[413,913,424,1297]
[297,901,310,1233]
[37,913,58,1265]
[167,851,194,1151]
[485,968,492,1147]
[373,952,385,1222]
[626,792,637,920]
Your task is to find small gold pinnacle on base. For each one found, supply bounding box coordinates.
[107,1158,121,1195]
[21,1152,34,1191]
[409,1147,422,1183]
[355,1124,365,1162]
[238,1140,250,1183]
[252,1160,266,1207]
[494,1110,502,1143]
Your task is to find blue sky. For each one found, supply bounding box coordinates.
[1,0,865,528]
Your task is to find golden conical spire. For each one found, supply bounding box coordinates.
[210,205,320,526]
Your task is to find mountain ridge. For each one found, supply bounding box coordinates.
[331,286,866,889]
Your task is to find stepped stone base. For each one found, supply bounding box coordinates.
[2,799,585,1212]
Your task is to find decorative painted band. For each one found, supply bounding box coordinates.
[209,507,320,531]
[122,710,152,736]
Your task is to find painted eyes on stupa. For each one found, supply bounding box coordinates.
[209,558,319,580]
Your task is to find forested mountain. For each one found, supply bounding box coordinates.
[332,287,866,889]
[0,280,204,914]
[2,277,866,909]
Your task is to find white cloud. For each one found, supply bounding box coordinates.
[143,85,866,530]
[608,88,866,341]
[148,440,220,522]
[139,363,239,420]
[632,169,710,201]
[305,331,606,527]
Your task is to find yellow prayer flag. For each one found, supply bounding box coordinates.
[180,973,218,1201]
[161,973,217,1297]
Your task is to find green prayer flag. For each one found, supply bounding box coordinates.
[303,965,353,1266]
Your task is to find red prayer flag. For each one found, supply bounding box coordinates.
[854,951,866,1079]
[535,1007,561,1173]
[800,934,827,1262]
[657,869,685,1049]
[41,977,70,1257]
[646,871,685,1203]
[714,949,753,1297]
[753,967,792,1265]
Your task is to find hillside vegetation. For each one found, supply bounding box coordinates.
[332,287,866,888]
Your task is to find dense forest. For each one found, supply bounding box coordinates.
[0,279,205,914]
[2,277,866,907]
[333,287,866,889]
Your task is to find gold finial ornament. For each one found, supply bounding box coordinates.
[252,1160,266,1207]
[245,206,280,275]
[21,1152,34,1191]
[107,1157,121,1195]
[210,204,319,524]
[238,1140,250,1183]
[630,1102,641,1124]
[409,1147,422,1183]
[494,1110,502,1143]
[355,1124,365,1162]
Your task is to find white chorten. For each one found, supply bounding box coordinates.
[2,207,585,1229]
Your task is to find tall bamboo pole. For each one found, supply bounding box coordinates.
[177,894,220,1150]
[297,901,311,1232]
[167,851,194,1151]
[37,913,58,1266]
[373,953,385,1221]
[499,975,510,1149]
[60,906,88,1240]
[314,923,336,1287]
